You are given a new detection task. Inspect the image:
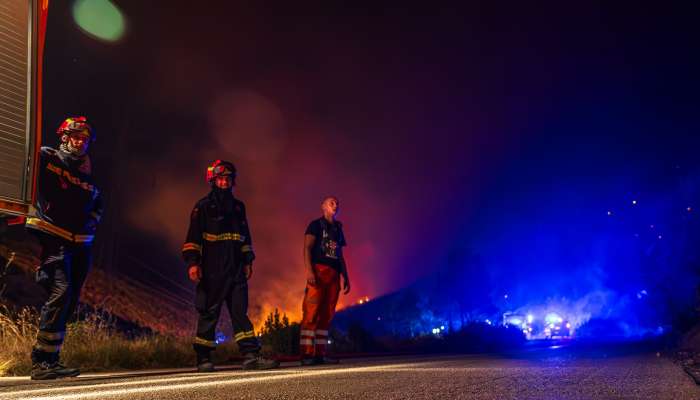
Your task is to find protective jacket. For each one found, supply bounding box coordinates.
[182,189,255,305]
[26,147,102,244]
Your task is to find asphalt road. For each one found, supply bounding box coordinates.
[0,349,698,400]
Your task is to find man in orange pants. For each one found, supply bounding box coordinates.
[300,196,351,365]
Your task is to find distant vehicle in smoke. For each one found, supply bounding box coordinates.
[502,312,534,338]
[501,311,573,339]
[543,314,572,339]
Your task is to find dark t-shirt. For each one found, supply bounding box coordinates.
[305,218,346,272]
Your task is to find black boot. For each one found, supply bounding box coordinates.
[300,356,320,366]
[197,359,215,373]
[314,355,340,365]
[242,353,279,370]
[196,350,215,373]
[30,350,80,380]
[31,361,80,380]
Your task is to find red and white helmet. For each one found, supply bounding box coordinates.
[56,116,94,141]
[206,160,237,183]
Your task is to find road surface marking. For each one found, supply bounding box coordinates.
[2,363,428,399]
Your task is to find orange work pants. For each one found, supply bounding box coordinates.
[300,263,340,357]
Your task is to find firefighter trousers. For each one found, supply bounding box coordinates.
[193,281,260,358]
[31,233,91,363]
[300,263,340,357]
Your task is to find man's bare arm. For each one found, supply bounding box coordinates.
[304,234,316,285]
[339,257,351,294]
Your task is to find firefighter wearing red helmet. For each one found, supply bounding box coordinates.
[182,160,278,371]
[26,116,103,380]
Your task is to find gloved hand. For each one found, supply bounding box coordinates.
[244,264,253,280]
[188,265,202,283]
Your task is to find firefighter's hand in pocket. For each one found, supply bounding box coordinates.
[188,265,202,283]
[244,264,253,280]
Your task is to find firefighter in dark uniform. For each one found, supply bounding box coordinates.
[26,116,103,380]
[182,160,279,372]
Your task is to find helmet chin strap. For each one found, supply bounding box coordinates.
[60,135,87,157]
[59,141,85,157]
[68,142,86,156]
[58,141,92,174]
[212,184,233,193]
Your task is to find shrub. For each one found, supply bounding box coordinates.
[259,308,299,355]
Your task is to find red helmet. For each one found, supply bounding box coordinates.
[206,160,237,183]
[57,116,94,141]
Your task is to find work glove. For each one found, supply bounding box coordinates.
[188,265,202,283]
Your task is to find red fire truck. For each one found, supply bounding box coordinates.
[0,0,49,219]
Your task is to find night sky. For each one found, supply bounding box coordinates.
[40,1,700,325]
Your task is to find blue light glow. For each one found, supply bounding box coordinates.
[215,332,228,344]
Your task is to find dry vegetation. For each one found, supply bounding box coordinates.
[0,305,242,376]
